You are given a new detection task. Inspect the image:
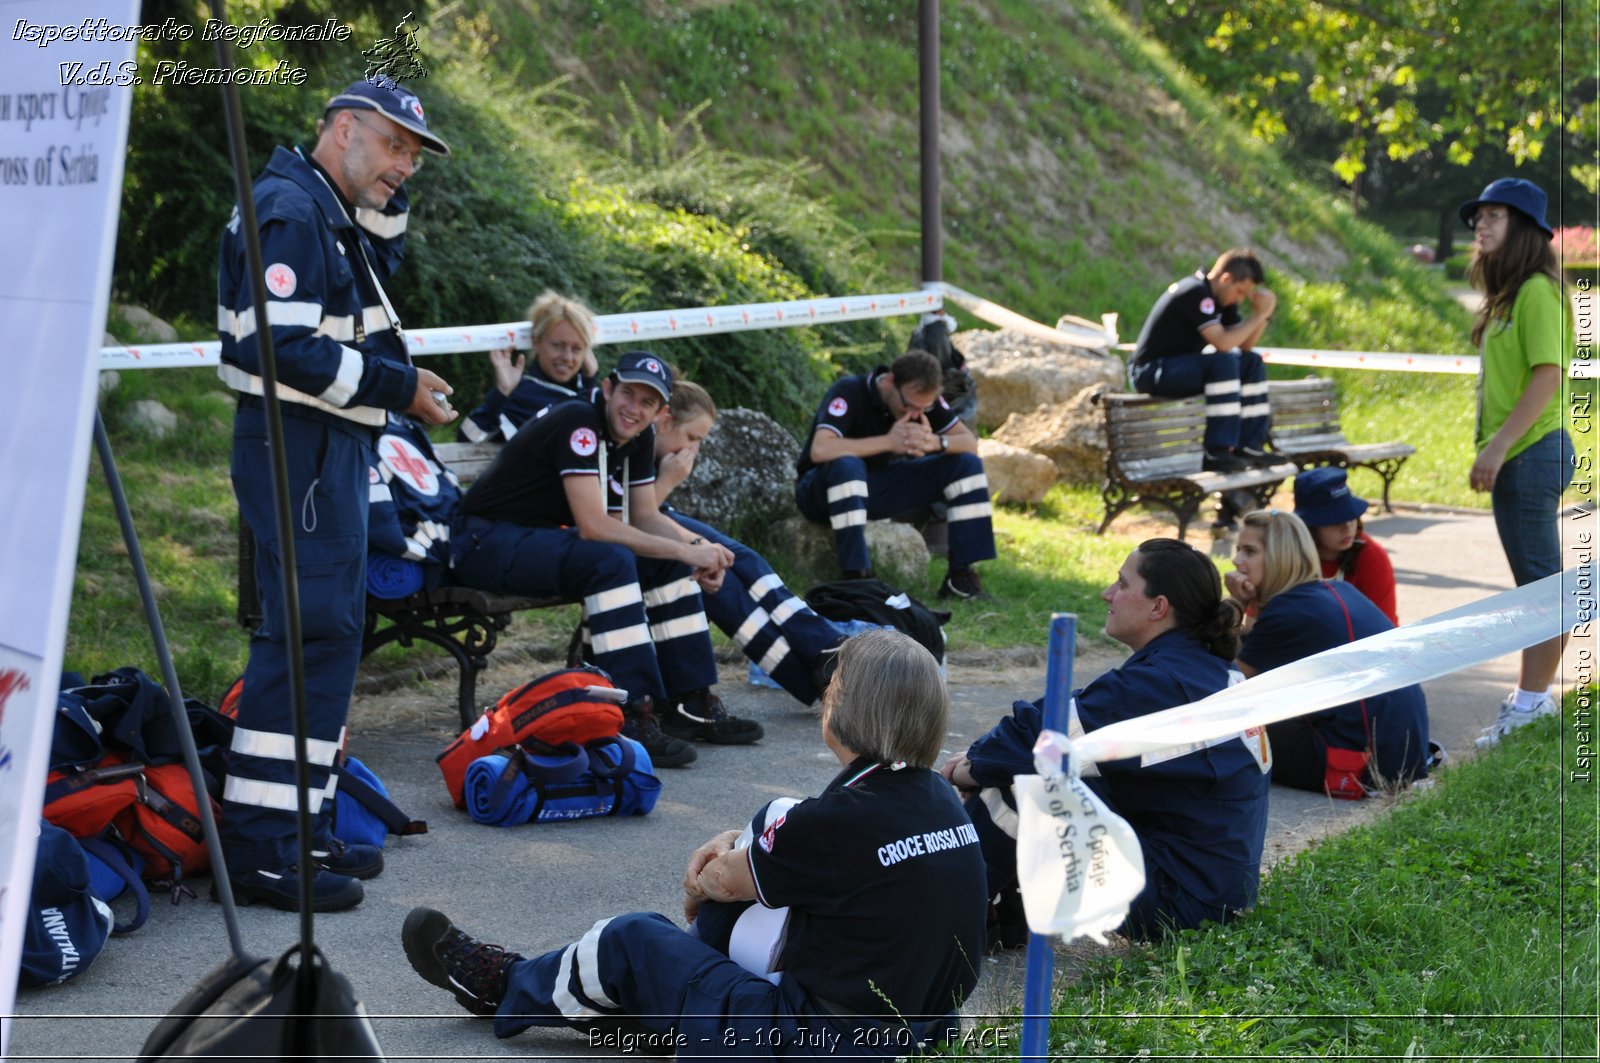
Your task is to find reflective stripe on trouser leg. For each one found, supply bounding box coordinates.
[224,408,370,873]
[1200,349,1244,451]
[939,453,998,568]
[796,458,871,572]
[635,557,718,696]
[669,511,844,705]
[1237,351,1271,449]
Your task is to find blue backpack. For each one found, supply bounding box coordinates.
[21,821,114,986]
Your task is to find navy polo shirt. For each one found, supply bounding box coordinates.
[795,368,959,476]
[1132,272,1242,366]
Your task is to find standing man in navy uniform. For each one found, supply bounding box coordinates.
[217,79,455,911]
[453,353,763,767]
[1129,249,1277,472]
[795,350,997,600]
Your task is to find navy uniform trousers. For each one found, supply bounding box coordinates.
[452,516,718,701]
[795,452,996,575]
[224,405,371,872]
[1130,349,1270,452]
[667,511,842,705]
[494,911,945,1060]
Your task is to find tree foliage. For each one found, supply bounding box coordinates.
[1152,0,1598,201]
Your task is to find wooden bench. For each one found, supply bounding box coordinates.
[1095,391,1299,537]
[1266,377,1415,512]
[237,440,575,730]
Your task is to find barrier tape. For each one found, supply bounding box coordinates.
[96,289,942,371]
[1111,343,1597,380]
[935,282,1114,351]
[1070,565,1592,767]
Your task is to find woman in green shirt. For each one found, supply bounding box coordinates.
[1459,177,1574,746]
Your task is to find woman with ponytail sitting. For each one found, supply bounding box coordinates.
[1228,509,1433,796]
[942,538,1270,942]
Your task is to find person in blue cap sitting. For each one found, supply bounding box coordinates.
[1293,467,1397,625]
[1457,177,1574,747]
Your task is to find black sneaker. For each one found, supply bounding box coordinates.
[313,838,384,880]
[1202,449,1250,473]
[938,566,993,601]
[224,865,363,912]
[402,907,522,1017]
[1235,446,1277,468]
[662,688,764,745]
[622,697,698,767]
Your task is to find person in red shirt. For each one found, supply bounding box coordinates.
[1292,467,1397,625]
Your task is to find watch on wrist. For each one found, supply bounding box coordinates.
[939,434,949,452]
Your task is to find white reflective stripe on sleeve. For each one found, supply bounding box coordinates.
[499,414,520,440]
[322,772,340,801]
[826,480,869,504]
[1238,381,1270,396]
[650,613,710,643]
[221,306,256,341]
[553,943,605,1020]
[643,577,699,609]
[223,776,326,814]
[363,305,391,338]
[1204,380,1240,396]
[585,584,643,615]
[1205,402,1242,416]
[403,539,427,560]
[830,509,868,530]
[732,608,771,649]
[369,483,392,503]
[264,300,325,330]
[768,597,804,627]
[981,787,1019,840]
[230,726,340,766]
[315,346,365,407]
[944,474,989,499]
[946,501,993,523]
[590,623,652,654]
[748,573,785,600]
[355,206,408,239]
[314,314,355,341]
[758,636,792,675]
[459,416,490,443]
[1065,696,1099,778]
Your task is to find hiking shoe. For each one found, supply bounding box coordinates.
[662,688,764,745]
[622,697,698,767]
[1235,446,1277,468]
[224,865,363,912]
[938,566,993,602]
[1475,692,1558,748]
[402,906,522,1017]
[313,838,384,880]
[1202,449,1249,474]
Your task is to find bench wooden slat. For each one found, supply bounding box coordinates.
[1265,378,1413,512]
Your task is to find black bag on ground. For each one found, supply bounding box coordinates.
[804,578,950,664]
[138,945,383,1061]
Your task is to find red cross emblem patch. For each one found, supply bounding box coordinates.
[378,435,438,496]
[265,263,297,298]
[1199,297,1216,315]
[827,397,848,417]
[570,428,598,457]
[758,811,786,853]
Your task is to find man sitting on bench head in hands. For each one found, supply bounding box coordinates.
[450,352,762,768]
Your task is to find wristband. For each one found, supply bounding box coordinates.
[689,537,705,546]
[939,434,949,452]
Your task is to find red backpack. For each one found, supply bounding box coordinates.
[436,668,626,808]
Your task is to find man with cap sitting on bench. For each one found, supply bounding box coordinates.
[452,353,763,767]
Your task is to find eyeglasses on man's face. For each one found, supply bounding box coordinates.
[349,112,425,171]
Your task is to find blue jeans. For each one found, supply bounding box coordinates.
[1491,429,1575,586]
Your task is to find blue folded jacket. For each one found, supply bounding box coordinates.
[464,738,661,826]
[366,553,425,599]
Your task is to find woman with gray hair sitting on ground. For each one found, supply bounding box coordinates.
[402,628,988,1059]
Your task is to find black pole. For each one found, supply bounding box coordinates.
[208,0,320,1011]
[93,413,247,962]
[918,0,942,287]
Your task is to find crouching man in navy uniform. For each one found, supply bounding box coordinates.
[451,353,762,768]
[943,539,1270,944]
[795,351,997,600]
[216,79,456,912]
[402,629,988,1059]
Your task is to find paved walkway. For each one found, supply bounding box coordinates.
[7,506,1594,1062]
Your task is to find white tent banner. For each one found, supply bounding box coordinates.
[0,1,140,1048]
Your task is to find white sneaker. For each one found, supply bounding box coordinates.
[1475,692,1558,748]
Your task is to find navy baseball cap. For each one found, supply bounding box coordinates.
[1458,177,1552,238]
[325,78,450,156]
[612,351,673,401]
[1294,466,1368,527]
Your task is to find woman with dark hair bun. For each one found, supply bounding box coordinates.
[942,538,1270,944]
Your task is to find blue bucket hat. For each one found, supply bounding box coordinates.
[611,351,673,402]
[325,78,450,156]
[1293,466,1368,527]
[1457,177,1552,238]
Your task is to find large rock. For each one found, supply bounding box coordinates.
[978,439,1057,504]
[113,304,178,343]
[126,399,178,438]
[668,407,801,529]
[769,517,931,586]
[957,327,1124,432]
[991,384,1108,485]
